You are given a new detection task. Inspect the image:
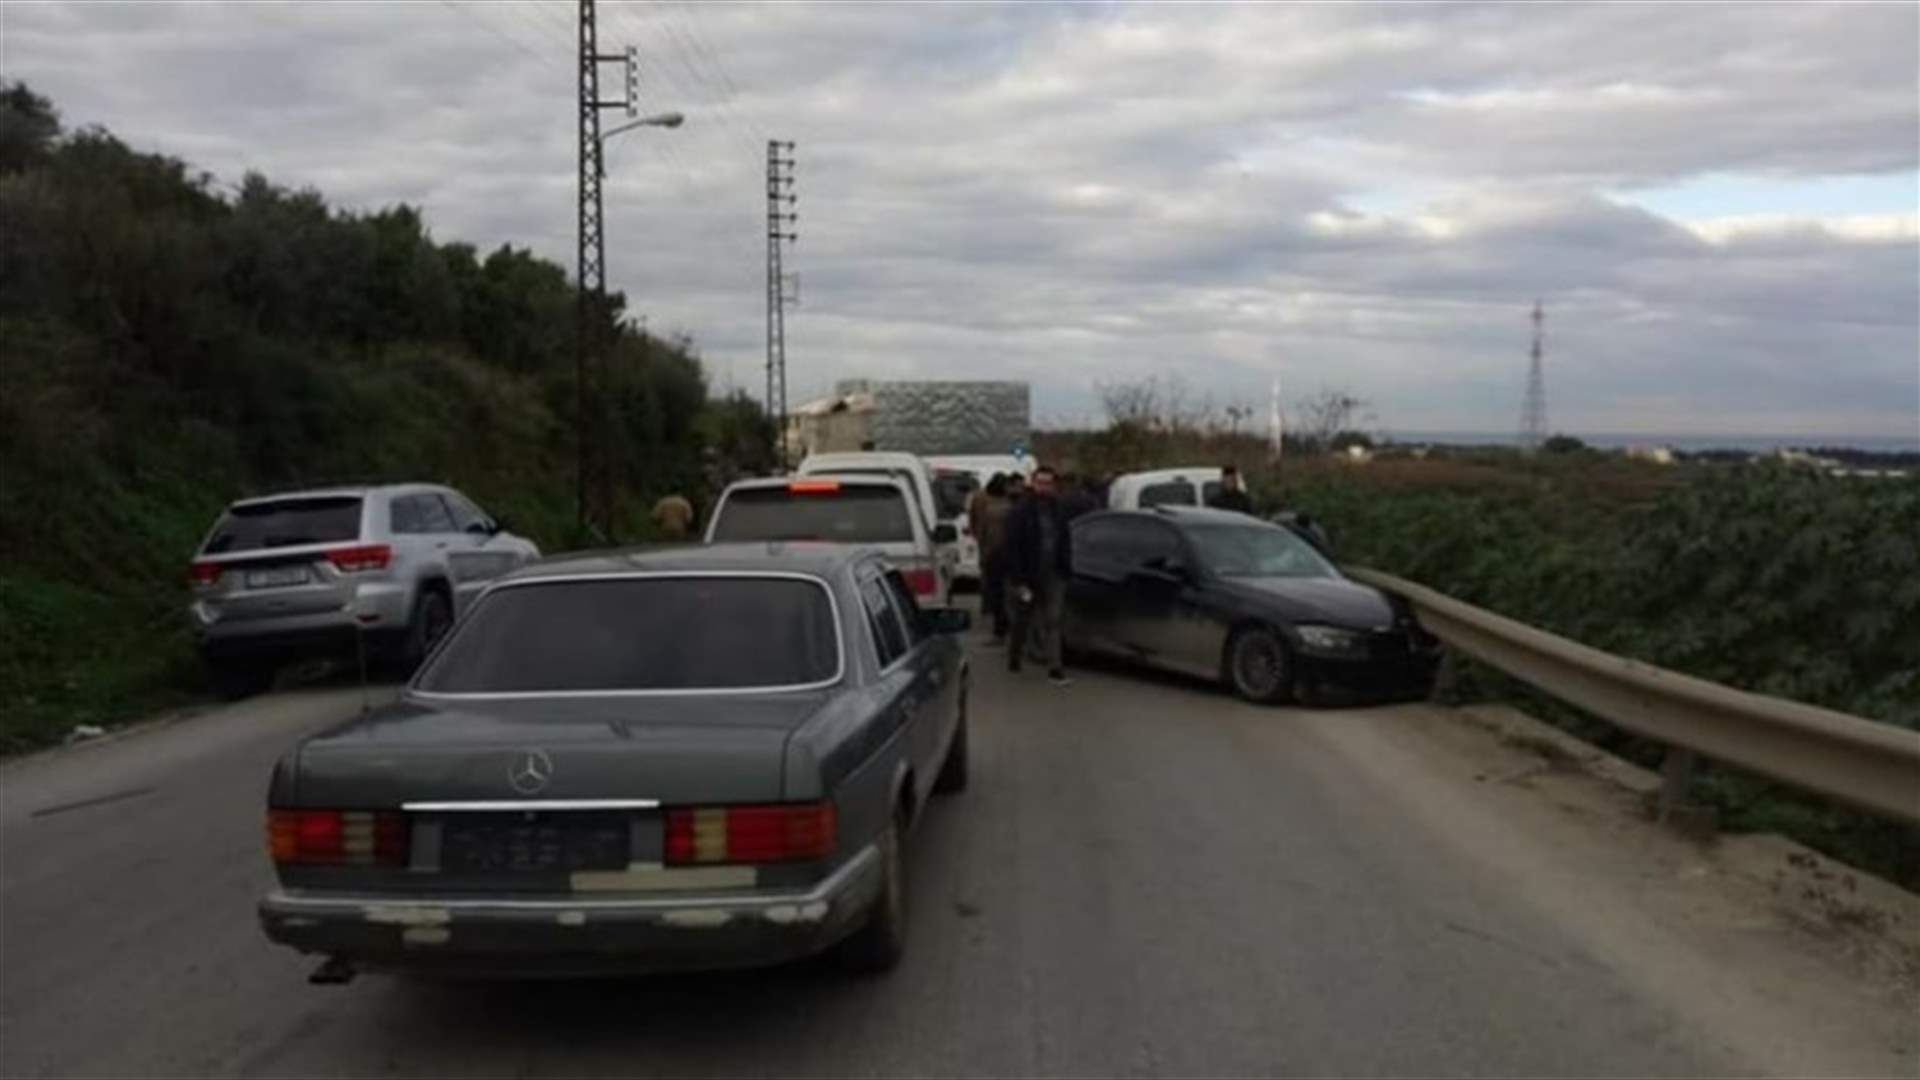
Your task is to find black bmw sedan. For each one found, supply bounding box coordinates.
[1063,507,1440,704]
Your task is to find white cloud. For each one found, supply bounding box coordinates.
[1,0,1915,437]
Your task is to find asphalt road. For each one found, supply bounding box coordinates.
[0,640,1901,1077]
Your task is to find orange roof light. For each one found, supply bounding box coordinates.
[789,480,842,494]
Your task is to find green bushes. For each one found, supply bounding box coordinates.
[0,82,772,752]
[1275,460,1919,885]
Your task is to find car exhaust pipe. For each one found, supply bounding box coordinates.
[308,956,358,986]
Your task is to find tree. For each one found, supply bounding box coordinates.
[0,81,59,172]
[1294,388,1372,454]
[1543,433,1587,454]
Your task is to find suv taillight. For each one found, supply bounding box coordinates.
[902,566,938,597]
[268,809,408,866]
[189,560,222,586]
[664,803,836,865]
[326,544,392,572]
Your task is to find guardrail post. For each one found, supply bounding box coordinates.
[1654,748,1719,836]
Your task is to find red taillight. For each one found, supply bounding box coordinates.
[267,809,408,866]
[326,544,392,573]
[789,480,842,494]
[189,560,222,586]
[902,566,938,597]
[664,803,836,865]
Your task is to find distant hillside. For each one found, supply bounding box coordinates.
[0,82,775,751]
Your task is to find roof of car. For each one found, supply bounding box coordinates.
[1085,505,1265,527]
[800,452,927,468]
[229,482,441,507]
[723,473,911,492]
[504,542,869,582]
[1111,466,1225,487]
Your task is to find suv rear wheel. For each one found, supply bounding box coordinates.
[401,587,453,673]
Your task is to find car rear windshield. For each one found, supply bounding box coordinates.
[710,486,914,543]
[202,497,363,553]
[1139,480,1196,507]
[415,577,840,693]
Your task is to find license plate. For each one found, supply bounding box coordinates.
[246,566,308,588]
[441,814,632,874]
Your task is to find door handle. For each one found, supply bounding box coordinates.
[435,542,449,550]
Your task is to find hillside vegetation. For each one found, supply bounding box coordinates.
[0,83,775,752]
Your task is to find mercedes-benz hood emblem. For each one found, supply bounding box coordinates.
[507,749,554,795]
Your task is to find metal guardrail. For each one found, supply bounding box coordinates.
[1346,567,1920,826]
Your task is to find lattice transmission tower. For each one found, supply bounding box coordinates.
[1519,299,1547,451]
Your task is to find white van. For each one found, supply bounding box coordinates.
[1106,467,1225,510]
[705,474,955,604]
[925,453,1035,586]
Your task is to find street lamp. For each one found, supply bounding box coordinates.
[599,112,685,176]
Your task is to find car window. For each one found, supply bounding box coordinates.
[1129,519,1183,567]
[882,571,928,645]
[203,497,362,553]
[440,491,487,533]
[1072,516,1127,566]
[1186,525,1337,579]
[860,575,909,666]
[711,485,915,543]
[389,496,424,535]
[1138,480,1196,508]
[814,467,930,520]
[1201,481,1223,504]
[413,494,457,534]
[415,577,840,692]
[932,472,976,519]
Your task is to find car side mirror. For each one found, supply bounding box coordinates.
[931,523,958,544]
[925,607,971,635]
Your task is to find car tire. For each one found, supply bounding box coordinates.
[834,818,907,974]
[933,690,969,795]
[1225,626,1293,705]
[401,587,454,673]
[206,660,273,701]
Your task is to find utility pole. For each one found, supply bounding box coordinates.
[575,0,637,542]
[1519,299,1547,451]
[766,140,797,465]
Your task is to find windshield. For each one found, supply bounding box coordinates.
[711,486,914,543]
[1187,525,1337,579]
[415,577,840,693]
[203,497,362,553]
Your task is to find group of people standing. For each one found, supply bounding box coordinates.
[967,466,1101,687]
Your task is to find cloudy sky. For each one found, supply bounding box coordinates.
[6,1,1917,439]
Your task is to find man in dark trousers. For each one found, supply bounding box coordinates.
[1004,465,1074,686]
[1208,464,1255,514]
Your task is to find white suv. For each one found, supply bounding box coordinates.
[705,475,956,604]
[187,483,541,697]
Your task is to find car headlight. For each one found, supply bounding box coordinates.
[1295,624,1363,652]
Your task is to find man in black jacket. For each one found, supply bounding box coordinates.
[1207,464,1255,514]
[1004,465,1074,686]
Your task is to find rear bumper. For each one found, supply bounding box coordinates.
[192,582,412,662]
[258,843,883,978]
